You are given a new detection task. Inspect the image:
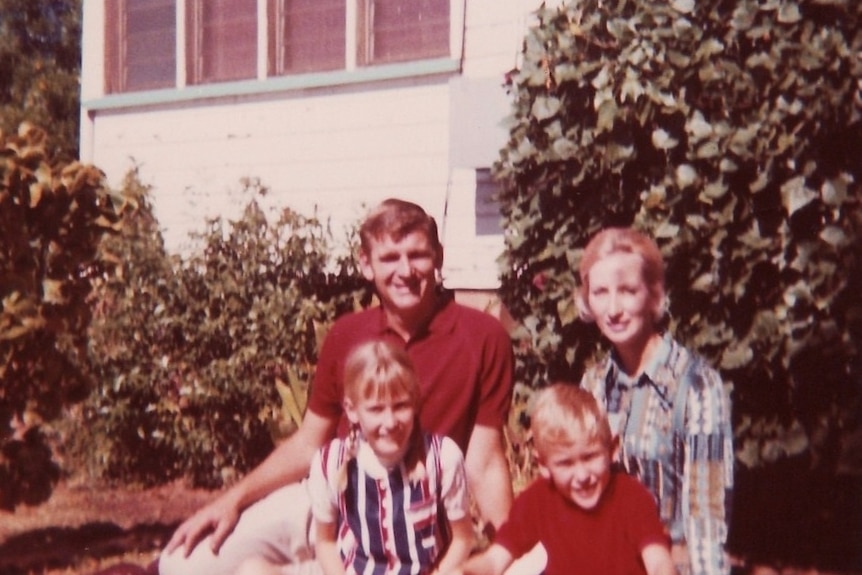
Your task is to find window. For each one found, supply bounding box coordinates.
[104,0,453,93]
[360,0,449,65]
[186,0,257,84]
[269,0,346,75]
[441,168,505,289]
[105,0,176,93]
[475,169,501,236]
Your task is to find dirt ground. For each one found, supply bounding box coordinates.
[2,477,859,575]
[0,479,219,575]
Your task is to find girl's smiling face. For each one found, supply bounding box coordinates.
[345,390,416,469]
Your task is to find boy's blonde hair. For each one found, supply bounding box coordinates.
[339,339,426,490]
[530,384,612,457]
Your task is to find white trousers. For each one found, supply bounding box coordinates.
[159,483,313,575]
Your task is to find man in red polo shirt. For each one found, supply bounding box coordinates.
[159,199,515,575]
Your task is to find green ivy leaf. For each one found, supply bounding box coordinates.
[557,296,578,327]
[780,176,817,216]
[821,175,849,206]
[531,96,562,121]
[721,342,754,370]
[819,226,848,248]
[652,128,679,150]
[596,98,618,134]
[675,164,698,187]
[671,0,694,13]
[778,3,802,24]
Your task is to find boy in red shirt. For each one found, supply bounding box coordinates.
[451,384,675,575]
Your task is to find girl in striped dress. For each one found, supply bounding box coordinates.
[305,339,474,575]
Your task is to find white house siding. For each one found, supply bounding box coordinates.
[80,0,553,288]
[87,83,452,254]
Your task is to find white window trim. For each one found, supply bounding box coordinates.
[441,168,504,290]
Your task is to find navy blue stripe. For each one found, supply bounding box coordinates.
[344,463,366,573]
[389,469,412,573]
[365,471,386,574]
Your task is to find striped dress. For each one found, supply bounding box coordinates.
[581,333,734,575]
[307,433,469,575]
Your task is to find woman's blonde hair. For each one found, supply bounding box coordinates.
[576,227,666,324]
[530,383,612,458]
[338,339,426,490]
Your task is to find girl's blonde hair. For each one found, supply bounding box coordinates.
[338,339,426,490]
[530,384,612,458]
[343,339,422,407]
[576,227,666,324]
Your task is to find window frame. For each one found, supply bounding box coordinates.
[268,0,347,76]
[105,0,177,94]
[474,168,502,237]
[185,0,259,85]
[357,0,450,67]
[102,0,462,97]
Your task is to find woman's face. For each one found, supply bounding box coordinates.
[586,252,657,355]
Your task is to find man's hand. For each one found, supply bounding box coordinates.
[162,411,338,560]
[164,491,241,557]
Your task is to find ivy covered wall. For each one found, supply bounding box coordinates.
[495,0,861,568]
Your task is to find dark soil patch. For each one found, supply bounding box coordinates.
[0,522,172,574]
[0,480,218,574]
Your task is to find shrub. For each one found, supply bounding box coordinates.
[69,175,368,487]
[0,123,121,508]
[496,0,861,471]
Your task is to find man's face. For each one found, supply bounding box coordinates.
[359,231,442,315]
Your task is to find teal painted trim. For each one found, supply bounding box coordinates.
[83,58,461,111]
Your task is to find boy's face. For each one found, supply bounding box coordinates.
[359,230,442,317]
[538,425,617,511]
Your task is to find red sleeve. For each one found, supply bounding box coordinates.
[493,481,542,557]
[306,317,351,420]
[474,315,515,429]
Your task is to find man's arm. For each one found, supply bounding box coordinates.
[164,409,338,557]
[464,424,513,529]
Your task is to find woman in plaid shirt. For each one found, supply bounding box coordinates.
[576,227,733,575]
